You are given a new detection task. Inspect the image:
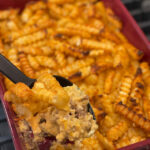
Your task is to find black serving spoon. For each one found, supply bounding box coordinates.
[0,54,95,119]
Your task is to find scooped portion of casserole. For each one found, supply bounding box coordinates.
[4,73,98,149]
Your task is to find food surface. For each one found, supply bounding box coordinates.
[0,0,150,149]
[4,73,97,149]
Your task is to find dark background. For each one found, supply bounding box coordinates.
[0,0,150,150]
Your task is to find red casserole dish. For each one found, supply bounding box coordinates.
[0,0,150,150]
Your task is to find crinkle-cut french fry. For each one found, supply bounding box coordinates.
[128,73,144,115]
[101,29,121,44]
[35,56,56,69]
[0,9,18,20]
[89,49,105,57]
[19,52,35,78]
[48,0,74,4]
[26,10,50,26]
[98,94,114,115]
[36,72,60,90]
[106,8,122,30]
[4,78,15,90]
[35,68,52,78]
[143,97,150,120]
[83,85,98,98]
[21,7,32,23]
[62,4,79,18]
[19,46,52,56]
[116,102,150,131]
[130,136,145,145]
[5,19,20,31]
[127,127,146,139]
[117,75,133,104]
[21,0,47,22]
[69,37,114,51]
[96,72,105,95]
[56,27,91,38]
[124,43,144,60]
[58,58,94,77]
[55,51,67,67]
[104,70,115,94]
[106,121,128,141]
[140,62,150,84]
[0,19,20,37]
[13,28,53,46]
[49,39,88,58]
[116,135,130,149]
[100,115,116,134]
[4,82,33,104]
[81,133,103,150]
[94,1,108,24]
[111,69,123,92]
[96,131,115,150]
[113,45,130,68]
[7,48,20,68]
[85,74,98,85]
[68,66,98,82]
[30,39,48,47]
[27,55,40,70]
[66,56,76,64]
[88,18,105,30]
[65,22,103,35]
[5,20,53,42]
[68,66,91,82]
[32,73,69,111]
[48,4,70,19]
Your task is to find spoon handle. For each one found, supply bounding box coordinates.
[0,54,36,88]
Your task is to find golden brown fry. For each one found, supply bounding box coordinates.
[7,48,20,68]
[65,22,103,36]
[18,52,35,78]
[19,46,53,56]
[116,102,150,131]
[55,51,67,67]
[58,58,94,77]
[33,73,70,110]
[49,39,88,58]
[27,55,40,70]
[35,56,56,69]
[69,37,114,51]
[96,131,115,150]
[48,0,74,4]
[140,62,150,84]
[128,70,144,115]
[104,70,115,94]
[98,94,114,115]
[56,27,91,38]
[106,121,128,141]
[5,20,53,42]
[117,75,133,104]
[124,43,144,60]
[81,133,103,150]
[13,28,53,46]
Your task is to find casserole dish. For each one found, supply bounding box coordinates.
[0,0,150,149]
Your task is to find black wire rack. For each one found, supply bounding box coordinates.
[0,0,150,150]
[122,0,150,40]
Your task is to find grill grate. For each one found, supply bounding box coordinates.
[0,1,150,150]
[122,0,150,40]
[0,101,15,150]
